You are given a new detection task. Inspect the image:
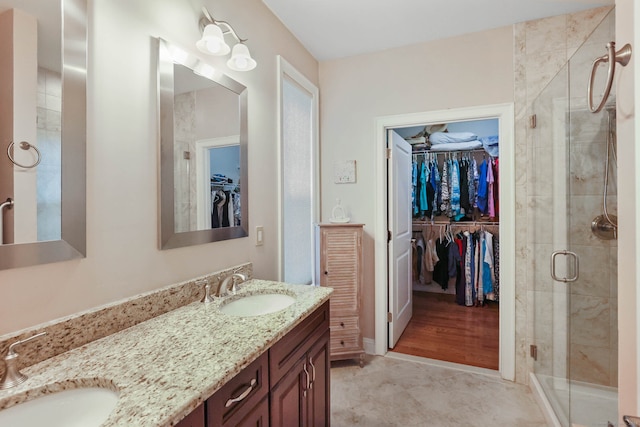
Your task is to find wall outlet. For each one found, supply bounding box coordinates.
[256,226,264,246]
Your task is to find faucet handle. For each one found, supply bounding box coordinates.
[1,331,47,389]
[198,279,215,304]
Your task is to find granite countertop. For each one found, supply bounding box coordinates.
[0,280,333,426]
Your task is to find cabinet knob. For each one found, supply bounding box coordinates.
[340,340,344,346]
[340,322,344,327]
[324,271,328,275]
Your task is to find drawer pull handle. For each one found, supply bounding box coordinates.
[225,378,257,408]
[309,356,316,388]
[303,362,311,393]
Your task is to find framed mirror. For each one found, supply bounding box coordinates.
[158,38,248,249]
[0,0,86,270]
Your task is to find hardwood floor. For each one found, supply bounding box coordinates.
[392,291,499,370]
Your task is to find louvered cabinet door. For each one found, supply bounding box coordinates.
[316,224,365,366]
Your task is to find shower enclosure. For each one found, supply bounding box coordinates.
[529,9,618,427]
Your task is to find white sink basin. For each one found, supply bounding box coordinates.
[0,387,119,427]
[220,293,296,316]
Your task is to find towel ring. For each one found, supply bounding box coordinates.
[587,41,632,113]
[7,141,41,169]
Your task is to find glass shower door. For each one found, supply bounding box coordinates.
[531,9,618,427]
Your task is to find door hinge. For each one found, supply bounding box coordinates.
[529,114,537,129]
[387,312,393,322]
[386,148,391,159]
[530,344,538,361]
[387,230,392,242]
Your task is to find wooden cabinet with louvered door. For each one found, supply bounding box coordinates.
[315,223,365,366]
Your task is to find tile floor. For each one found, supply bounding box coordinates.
[331,354,549,426]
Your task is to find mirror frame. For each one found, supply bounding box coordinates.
[0,0,87,270]
[157,38,248,249]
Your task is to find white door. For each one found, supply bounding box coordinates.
[388,129,413,348]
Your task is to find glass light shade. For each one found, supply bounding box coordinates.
[227,43,257,71]
[196,24,231,56]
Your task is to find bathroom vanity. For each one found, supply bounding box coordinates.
[0,279,332,427]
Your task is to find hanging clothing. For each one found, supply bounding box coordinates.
[468,158,476,211]
[420,161,429,213]
[450,159,461,219]
[440,160,450,216]
[493,158,500,218]
[433,238,450,290]
[491,236,500,301]
[425,238,439,272]
[454,236,466,306]
[431,158,441,217]
[476,160,488,214]
[483,231,495,297]
[459,159,470,214]
[412,160,418,215]
[487,161,495,218]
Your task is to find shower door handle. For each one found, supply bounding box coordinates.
[550,250,579,283]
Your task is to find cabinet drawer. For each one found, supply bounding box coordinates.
[330,316,359,331]
[270,301,329,386]
[330,328,361,353]
[207,352,269,427]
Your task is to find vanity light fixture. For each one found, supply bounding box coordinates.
[196,7,257,71]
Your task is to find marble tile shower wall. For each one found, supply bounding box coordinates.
[36,67,62,241]
[513,6,613,385]
[174,91,197,232]
[567,107,617,387]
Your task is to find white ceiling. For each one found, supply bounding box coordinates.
[261,0,613,61]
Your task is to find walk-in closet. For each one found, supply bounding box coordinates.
[392,118,501,370]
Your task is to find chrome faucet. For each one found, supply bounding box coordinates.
[0,331,47,389]
[218,273,247,297]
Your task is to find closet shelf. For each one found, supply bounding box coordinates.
[412,148,495,157]
[413,220,499,226]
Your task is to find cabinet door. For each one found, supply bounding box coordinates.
[175,403,205,427]
[306,332,330,427]
[271,356,307,427]
[319,227,361,315]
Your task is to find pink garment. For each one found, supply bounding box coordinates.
[487,160,495,218]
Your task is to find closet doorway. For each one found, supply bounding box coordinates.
[373,104,516,381]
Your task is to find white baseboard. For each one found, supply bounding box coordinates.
[363,337,376,355]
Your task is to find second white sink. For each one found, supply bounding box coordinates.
[220,293,296,316]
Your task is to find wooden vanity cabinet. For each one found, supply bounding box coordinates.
[179,301,330,427]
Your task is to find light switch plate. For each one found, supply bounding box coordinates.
[256,226,264,246]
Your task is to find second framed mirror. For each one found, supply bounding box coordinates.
[158,38,248,249]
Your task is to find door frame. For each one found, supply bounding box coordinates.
[276,56,320,283]
[195,135,240,230]
[373,103,516,381]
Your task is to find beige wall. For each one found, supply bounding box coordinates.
[0,0,318,336]
[318,27,515,341]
